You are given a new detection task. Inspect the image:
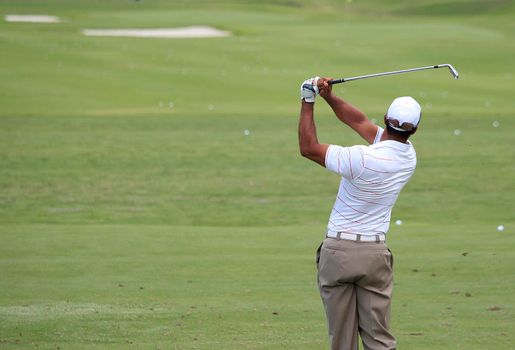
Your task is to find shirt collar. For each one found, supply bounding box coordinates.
[373,140,413,151]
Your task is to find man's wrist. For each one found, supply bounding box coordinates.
[322,93,336,102]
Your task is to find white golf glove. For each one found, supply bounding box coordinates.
[300,76,320,103]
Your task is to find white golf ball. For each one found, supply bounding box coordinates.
[492,121,500,128]
[395,220,402,226]
[454,129,462,136]
[208,104,214,111]
[497,225,505,232]
[243,129,250,136]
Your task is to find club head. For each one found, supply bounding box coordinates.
[441,64,459,79]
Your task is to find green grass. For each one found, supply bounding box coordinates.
[1,224,513,349]
[0,0,514,349]
[1,113,513,226]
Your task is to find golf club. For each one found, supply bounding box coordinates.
[328,64,459,85]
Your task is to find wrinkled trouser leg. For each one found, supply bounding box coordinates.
[317,239,396,350]
[319,282,359,350]
[356,271,396,350]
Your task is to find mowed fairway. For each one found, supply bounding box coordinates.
[0,1,514,349]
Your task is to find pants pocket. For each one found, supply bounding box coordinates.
[387,248,394,269]
[315,242,323,269]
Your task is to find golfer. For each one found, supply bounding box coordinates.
[298,76,421,350]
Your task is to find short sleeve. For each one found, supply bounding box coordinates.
[373,127,384,144]
[325,145,365,179]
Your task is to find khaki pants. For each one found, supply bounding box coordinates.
[317,238,396,350]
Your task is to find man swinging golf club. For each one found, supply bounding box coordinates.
[298,76,421,350]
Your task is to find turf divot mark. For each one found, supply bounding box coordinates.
[488,306,502,311]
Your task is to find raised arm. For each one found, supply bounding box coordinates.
[318,78,378,144]
[298,78,329,167]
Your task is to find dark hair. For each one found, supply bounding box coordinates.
[384,115,418,138]
[385,122,414,138]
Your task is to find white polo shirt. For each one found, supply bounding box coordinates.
[324,127,416,236]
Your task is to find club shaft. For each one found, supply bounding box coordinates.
[329,65,443,85]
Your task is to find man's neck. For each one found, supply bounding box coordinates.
[380,128,409,144]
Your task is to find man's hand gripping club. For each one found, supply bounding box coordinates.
[300,76,320,103]
[300,76,334,103]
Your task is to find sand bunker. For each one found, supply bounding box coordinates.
[81,26,231,38]
[5,15,62,23]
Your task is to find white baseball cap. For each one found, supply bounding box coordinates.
[386,96,421,132]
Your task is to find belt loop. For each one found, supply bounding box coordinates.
[356,234,361,242]
[375,235,380,243]
[336,232,341,240]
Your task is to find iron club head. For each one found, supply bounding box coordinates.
[440,64,459,79]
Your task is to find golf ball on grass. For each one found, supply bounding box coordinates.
[243,129,250,136]
[395,220,402,226]
[454,129,462,136]
[497,225,504,232]
[492,121,500,128]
